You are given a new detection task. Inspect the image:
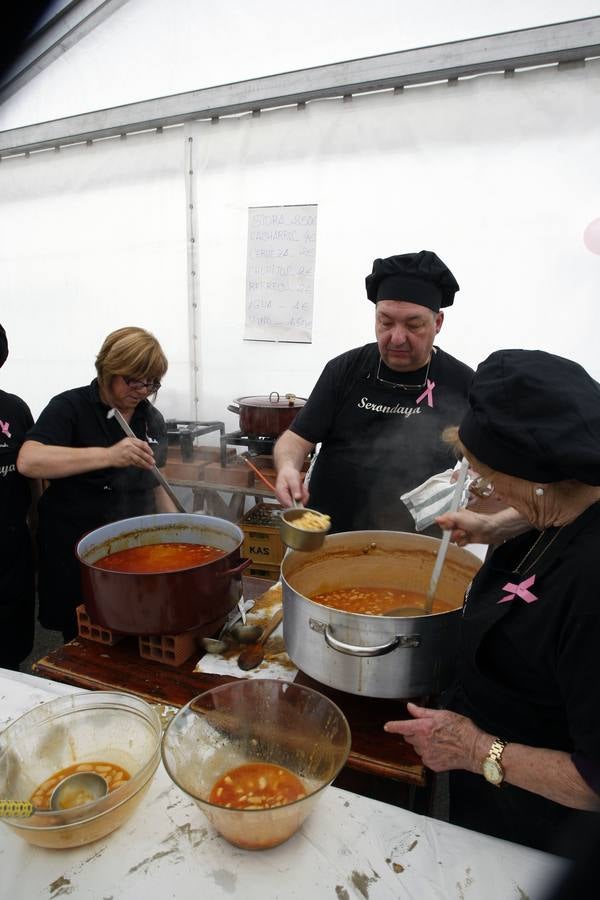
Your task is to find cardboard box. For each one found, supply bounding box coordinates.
[241,502,284,566]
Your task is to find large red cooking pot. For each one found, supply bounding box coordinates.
[228,392,307,438]
[76,514,251,636]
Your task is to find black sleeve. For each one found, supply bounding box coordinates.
[26,394,77,447]
[289,347,373,445]
[289,361,340,444]
[556,570,600,779]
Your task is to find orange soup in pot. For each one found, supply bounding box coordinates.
[310,587,458,615]
[95,542,226,573]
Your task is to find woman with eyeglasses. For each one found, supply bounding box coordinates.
[385,349,600,857]
[18,326,177,640]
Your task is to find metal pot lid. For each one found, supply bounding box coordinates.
[235,392,307,408]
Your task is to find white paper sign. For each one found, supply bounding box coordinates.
[244,204,317,342]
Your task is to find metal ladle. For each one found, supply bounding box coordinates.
[106,408,186,512]
[201,601,261,654]
[50,771,108,810]
[241,456,330,552]
[280,501,331,552]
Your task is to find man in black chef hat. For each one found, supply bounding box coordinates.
[274,250,474,533]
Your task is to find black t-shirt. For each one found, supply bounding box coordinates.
[27,379,169,631]
[446,502,600,853]
[290,343,473,533]
[0,389,34,530]
[27,378,168,525]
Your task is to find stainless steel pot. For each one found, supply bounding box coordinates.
[281,531,481,699]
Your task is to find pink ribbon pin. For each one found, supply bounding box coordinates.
[416,379,436,408]
[498,575,538,605]
[0,420,11,438]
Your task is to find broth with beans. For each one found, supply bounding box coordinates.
[30,761,131,810]
[310,587,458,615]
[95,542,225,573]
[209,763,306,810]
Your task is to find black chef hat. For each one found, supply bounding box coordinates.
[0,324,7,369]
[365,250,459,311]
[459,349,600,485]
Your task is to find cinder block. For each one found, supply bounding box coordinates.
[76,605,125,646]
[138,631,199,667]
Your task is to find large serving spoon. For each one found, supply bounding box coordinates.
[107,408,186,512]
[237,608,284,670]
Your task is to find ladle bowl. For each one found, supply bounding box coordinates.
[50,771,108,810]
[280,507,331,552]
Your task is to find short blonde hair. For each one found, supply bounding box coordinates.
[95,327,168,393]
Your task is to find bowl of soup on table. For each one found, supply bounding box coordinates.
[161,679,350,850]
[0,691,161,849]
[77,513,251,635]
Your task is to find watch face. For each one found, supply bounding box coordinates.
[482,758,503,785]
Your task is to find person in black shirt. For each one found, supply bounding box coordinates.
[386,350,600,856]
[274,251,473,533]
[18,326,177,640]
[0,324,41,669]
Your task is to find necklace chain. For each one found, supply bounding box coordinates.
[514,526,565,576]
[375,354,432,391]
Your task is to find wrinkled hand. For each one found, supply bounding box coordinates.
[384,703,486,773]
[436,509,504,547]
[107,437,155,470]
[275,464,309,508]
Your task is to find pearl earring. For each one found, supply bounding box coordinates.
[535,487,544,497]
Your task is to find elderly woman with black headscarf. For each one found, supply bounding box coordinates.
[0,324,40,669]
[386,349,600,857]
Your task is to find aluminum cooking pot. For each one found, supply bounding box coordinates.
[281,531,482,699]
[228,392,307,438]
[77,514,251,636]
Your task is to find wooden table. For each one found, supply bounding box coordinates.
[170,477,275,521]
[33,577,430,812]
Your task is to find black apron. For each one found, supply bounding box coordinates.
[0,523,34,667]
[307,354,461,533]
[447,512,600,855]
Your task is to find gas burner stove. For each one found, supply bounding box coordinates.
[166,420,225,462]
[220,430,276,465]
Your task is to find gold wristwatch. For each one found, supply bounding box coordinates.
[482,738,508,786]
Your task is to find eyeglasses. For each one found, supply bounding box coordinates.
[122,376,161,393]
[468,475,495,499]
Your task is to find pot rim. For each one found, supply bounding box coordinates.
[76,513,244,572]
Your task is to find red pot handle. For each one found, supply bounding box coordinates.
[227,404,240,415]
[217,557,253,577]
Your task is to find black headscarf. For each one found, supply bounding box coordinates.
[459,349,600,485]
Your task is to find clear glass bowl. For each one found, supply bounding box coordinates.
[161,679,351,850]
[0,691,162,849]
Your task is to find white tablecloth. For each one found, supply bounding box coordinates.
[0,669,568,899]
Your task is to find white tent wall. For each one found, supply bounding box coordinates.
[0,127,192,417]
[191,59,600,426]
[0,1,599,429]
[1,0,599,129]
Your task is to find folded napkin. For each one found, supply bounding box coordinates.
[401,464,471,532]
[194,583,297,683]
